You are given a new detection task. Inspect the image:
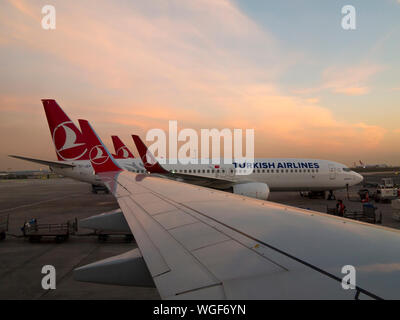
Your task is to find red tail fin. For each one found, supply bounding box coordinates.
[132,135,168,174]
[78,120,122,174]
[111,136,135,159]
[42,99,89,161]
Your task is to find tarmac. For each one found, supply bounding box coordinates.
[1,174,400,299]
[0,178,159,300]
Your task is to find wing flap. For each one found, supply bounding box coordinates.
[74,248,154,287]
[119,194,220,298]
[117,196,170,278]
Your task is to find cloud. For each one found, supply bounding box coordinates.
[0,0,390,167]
[321,64,384,96]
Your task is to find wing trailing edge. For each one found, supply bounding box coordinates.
[9,155,75,168]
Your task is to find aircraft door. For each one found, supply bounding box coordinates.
[328,164,336,180]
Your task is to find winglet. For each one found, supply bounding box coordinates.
[112,136,135,159]
[78,120,122,173]
[131,135,168,174]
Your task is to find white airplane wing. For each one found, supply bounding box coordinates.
[9,155,75,168]
[76,119,400,300]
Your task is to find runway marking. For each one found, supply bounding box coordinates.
[0,194,82,213]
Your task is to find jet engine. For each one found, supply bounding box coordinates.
[232,182,270,200]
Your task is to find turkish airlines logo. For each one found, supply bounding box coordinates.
[117,146,130,158]
[141,150,157,167]
[89,145,110,165]
[52,121,87,161]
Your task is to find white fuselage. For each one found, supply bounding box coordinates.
[50,158,363,191]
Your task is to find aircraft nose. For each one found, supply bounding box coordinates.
[354,172,363,184]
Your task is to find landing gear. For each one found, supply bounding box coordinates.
[300,191,326,199]
[327,190,336,201]
[91,184,109,194]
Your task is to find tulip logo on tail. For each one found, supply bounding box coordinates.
[141,150,157,167]
[89,145,109,165]
[53,121,87,161]
[117,146,129,159]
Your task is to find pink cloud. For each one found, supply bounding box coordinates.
[0,0,392,167]
[322,64,384,96]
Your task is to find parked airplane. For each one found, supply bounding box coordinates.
[74,119,400,299]
[111,135,135,159]
[10,99,362,199]
[357,160,389,169]
[131,135,363,199]
[10,99,142,192]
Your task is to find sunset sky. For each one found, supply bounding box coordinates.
[1,0,400,170]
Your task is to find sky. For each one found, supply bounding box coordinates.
[0,0,400,170]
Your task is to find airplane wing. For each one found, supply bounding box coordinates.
[9,155,75,168]
[76,119,400,300]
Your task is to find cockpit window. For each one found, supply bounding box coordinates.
[343,168,351,172]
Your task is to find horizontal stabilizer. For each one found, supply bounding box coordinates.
[79,209,130,233]
[9,155,75,168]
[74,248,154,287]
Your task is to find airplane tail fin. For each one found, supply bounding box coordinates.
[78,120,122,174]
[42,99,89,161]
[111,136,135,159]
[131,135,168,174]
